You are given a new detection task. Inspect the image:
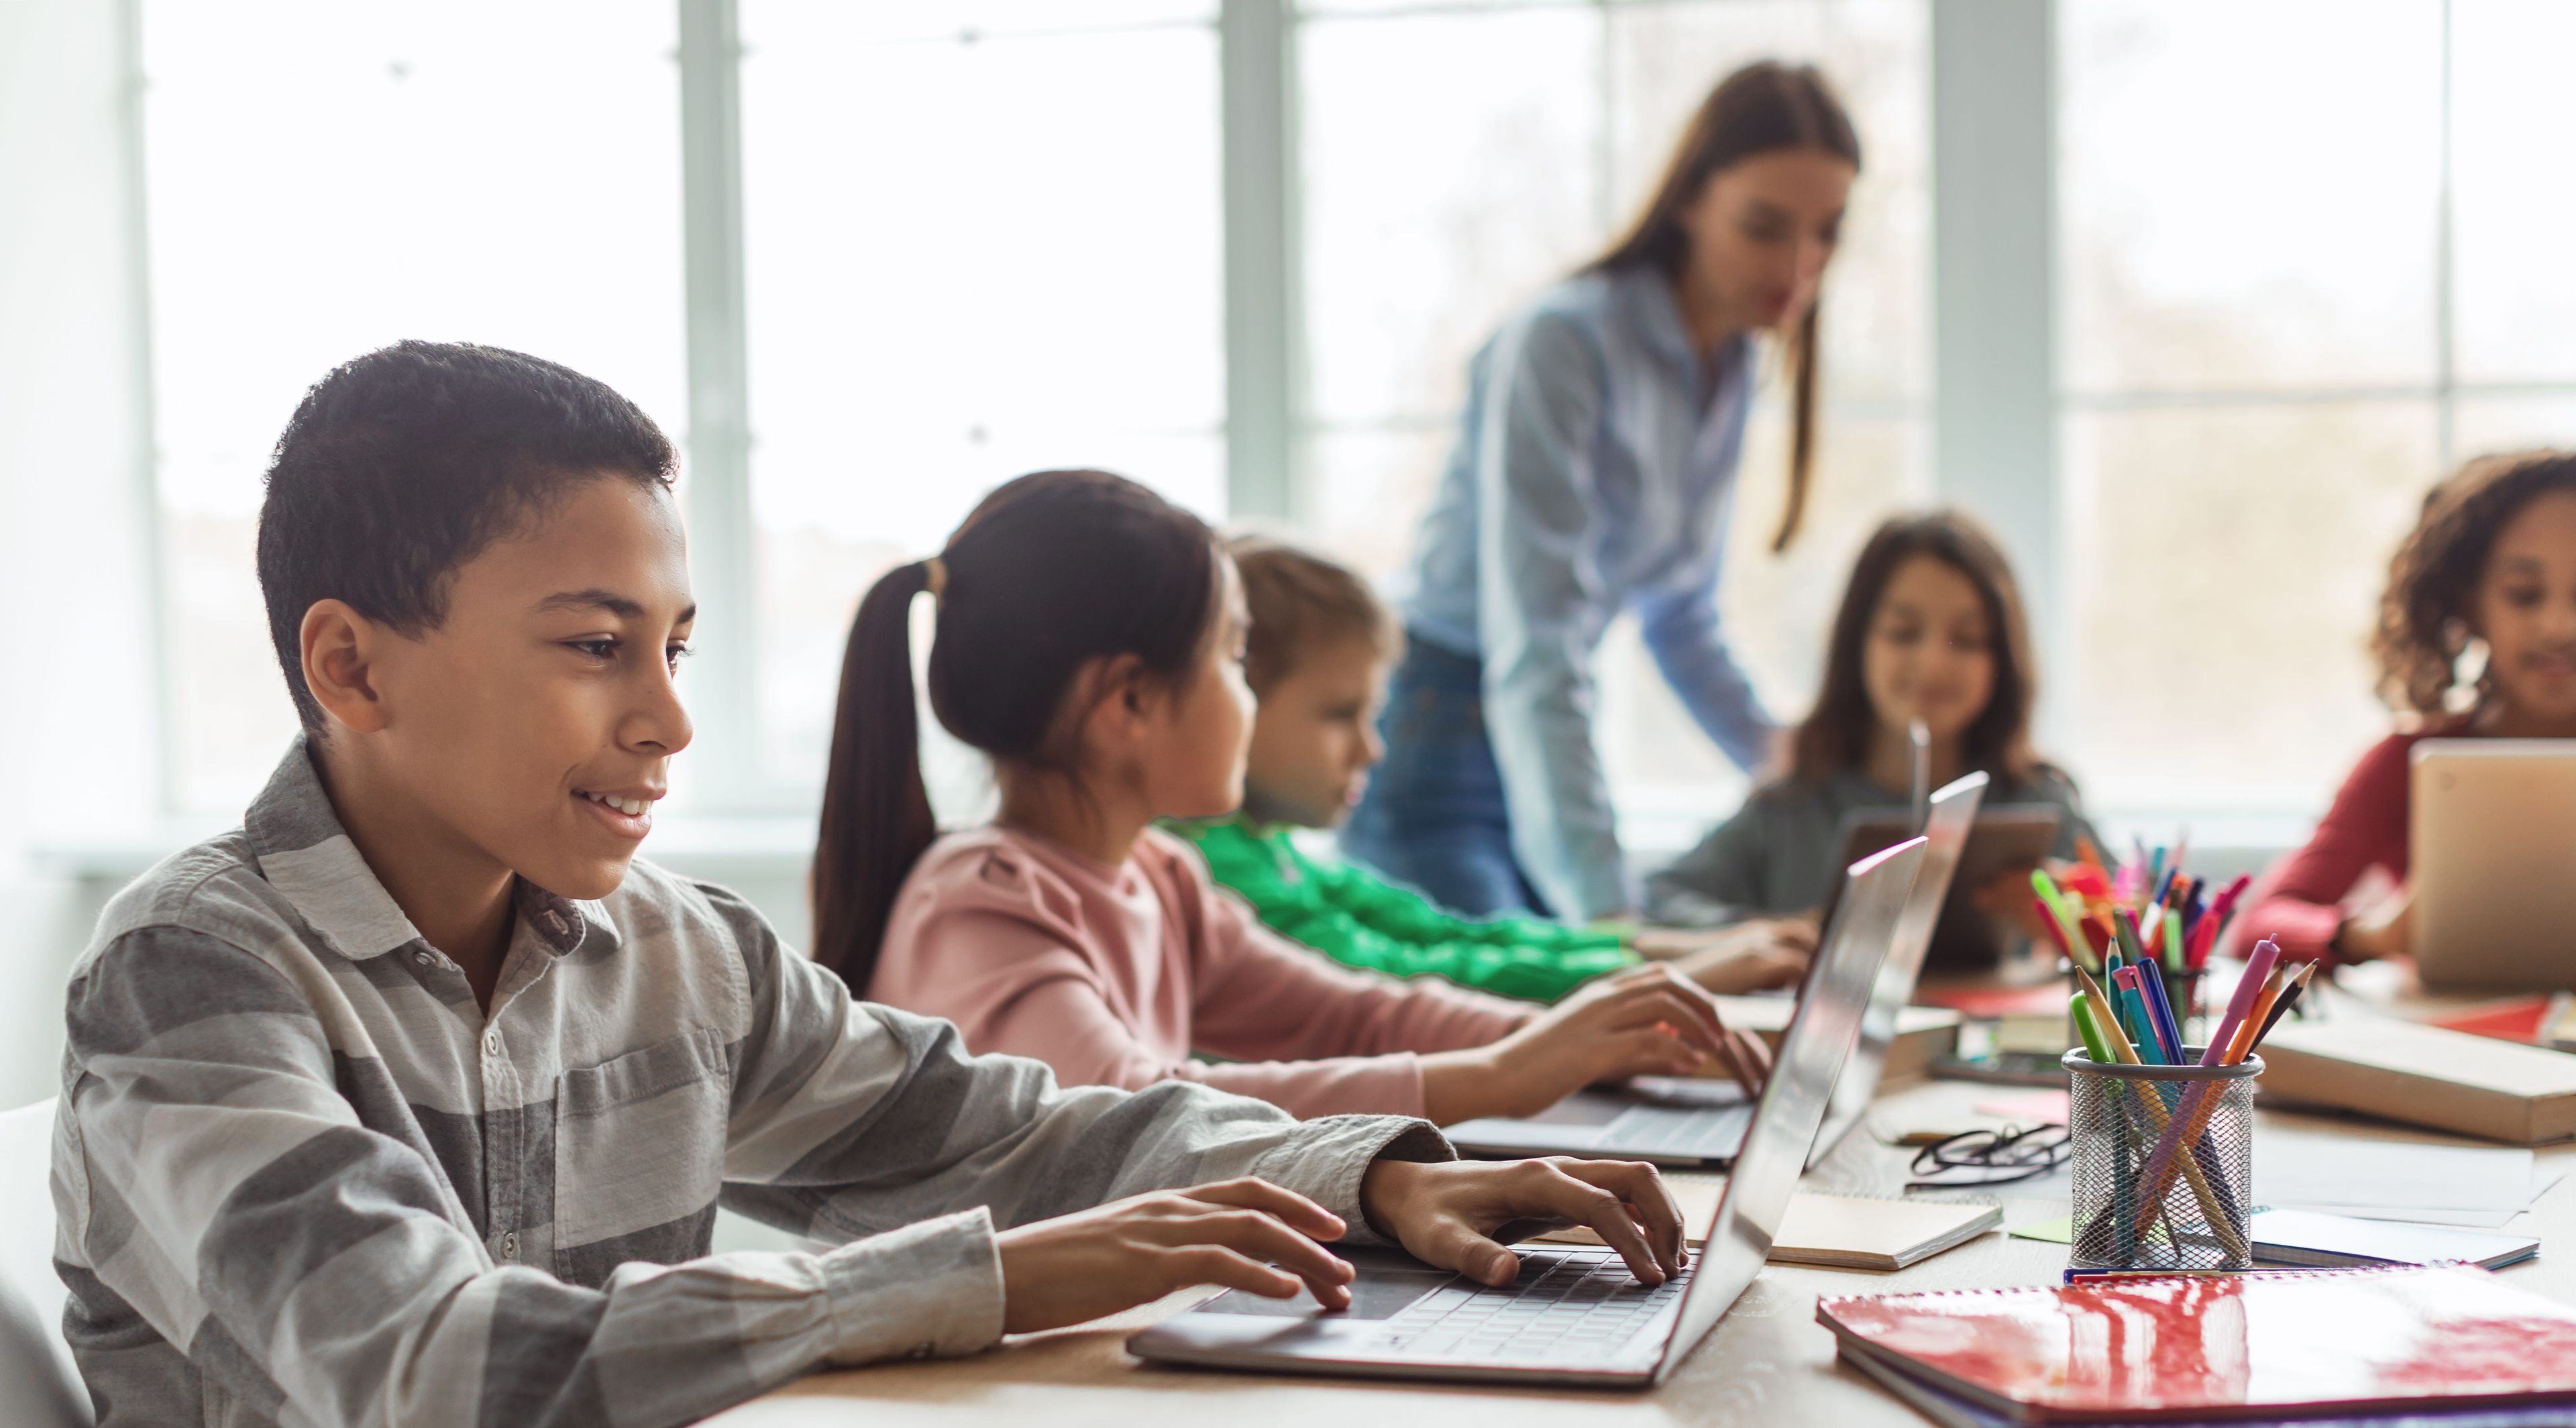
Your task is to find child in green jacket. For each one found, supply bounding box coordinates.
[1174,536,1809,1002]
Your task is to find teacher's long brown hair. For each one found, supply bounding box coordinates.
[1590,60,1860,553]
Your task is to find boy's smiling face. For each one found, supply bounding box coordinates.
[306,475,695,903]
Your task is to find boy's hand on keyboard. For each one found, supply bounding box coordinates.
[1421,965,1767,1123]
[995,1178,1355,1332]
[1359,1156,1687,1288]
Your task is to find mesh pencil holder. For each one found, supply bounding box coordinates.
[2062,1048,2261,1272]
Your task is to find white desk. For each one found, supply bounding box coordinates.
[709,1075,2576,1426]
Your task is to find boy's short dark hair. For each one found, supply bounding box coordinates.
[256,340,679,732]
[1227,533,1401,694]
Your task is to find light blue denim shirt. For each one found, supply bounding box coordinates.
[1391,265,1771,920]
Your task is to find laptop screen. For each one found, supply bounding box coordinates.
[1655,836,1924,1379]
[1809,772,1988,1163]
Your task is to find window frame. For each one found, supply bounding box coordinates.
[2042,0,2576,822]
[116,0,1952,821]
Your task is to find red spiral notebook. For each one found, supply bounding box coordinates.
[1817,1265,2576,1423]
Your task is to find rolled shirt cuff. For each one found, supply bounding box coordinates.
[818,1207,1008,1365]
[1248,1114,1455,1248]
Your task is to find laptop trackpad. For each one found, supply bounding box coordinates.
[1196,1266,1457,1319]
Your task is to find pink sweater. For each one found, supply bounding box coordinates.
[869,825,1529,1118]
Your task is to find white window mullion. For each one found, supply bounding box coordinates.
[1929,0,2061,743]
[117,0,179,819]
[1221,0,1301,522]
[2434,0,2457,466]
[676,0,762,811]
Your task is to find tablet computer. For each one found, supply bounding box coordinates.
[1829,804,2065,972]
[2412,739,2576,993]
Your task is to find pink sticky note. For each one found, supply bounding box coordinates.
[1974,1089,2072,1123]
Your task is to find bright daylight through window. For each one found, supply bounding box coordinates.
[126,0,2576,840]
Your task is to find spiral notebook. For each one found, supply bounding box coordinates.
[1840,1343,2576,1428]
[1818,1264,2576,1423]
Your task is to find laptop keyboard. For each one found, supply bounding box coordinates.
[1605,1103,1752,1155]
[1371,1250,1688,1362]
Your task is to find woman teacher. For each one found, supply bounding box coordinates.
[1342,60,1862,922]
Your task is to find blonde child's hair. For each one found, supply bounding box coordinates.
[1227,533,1402,694]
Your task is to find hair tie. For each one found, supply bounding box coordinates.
[921,556,948,600]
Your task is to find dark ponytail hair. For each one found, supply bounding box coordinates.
[1589,60,1861,553]
[810,469,1224,990]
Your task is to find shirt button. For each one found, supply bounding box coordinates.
[500,1231,518,1260]
[484,1031,502,1056]
[413,950,434,968]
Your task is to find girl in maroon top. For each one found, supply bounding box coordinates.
[2242,450,2576,965]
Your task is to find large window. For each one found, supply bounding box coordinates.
[738,1,1228,791]
[2056,0,2576,816]
[138,0,687,809]
[118,0,2576,838]
[132,0,1931,834]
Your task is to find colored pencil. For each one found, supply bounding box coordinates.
[2251,961,2320,1048]
[2072,974,2245,1257]
[2129,939,2281,1235]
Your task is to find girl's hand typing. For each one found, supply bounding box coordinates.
[2336,885,2413,962]
[1419,965,1770,1124]
[1640,918,1816,994]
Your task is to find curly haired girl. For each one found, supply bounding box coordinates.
[2239,449,2576,965]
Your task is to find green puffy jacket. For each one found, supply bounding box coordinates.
[1171,816,1635,1003]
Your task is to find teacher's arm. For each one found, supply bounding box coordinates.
[1633,570,1773,773]
[1472,311,1632,922]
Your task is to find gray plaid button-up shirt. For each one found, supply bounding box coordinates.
[52,742,1447,1427]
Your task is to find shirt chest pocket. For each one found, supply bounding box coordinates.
[553,1026,730,1279]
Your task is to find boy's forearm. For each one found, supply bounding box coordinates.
[727,965,1450,1240]
[69,928,1447,1424]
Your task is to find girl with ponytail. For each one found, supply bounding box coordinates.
[814,469,1770,1123]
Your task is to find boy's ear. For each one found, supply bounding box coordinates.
[301,598,392,734]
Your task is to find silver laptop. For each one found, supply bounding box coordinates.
[1128,838,1924,1390]
[1439,780,1975,1170]
[2412,740,2576,992]
[1808,771,1987,1163]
